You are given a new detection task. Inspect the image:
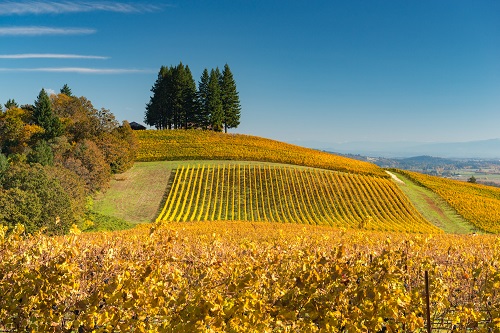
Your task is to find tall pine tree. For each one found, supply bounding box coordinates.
[60,84,72,97]
[145,66,170,129]
[145,62,241,132]
[182,65,198,128]
[220,64,241,133]
[196,68,211,129]
[33,88,63,140]
[208,68,223,132]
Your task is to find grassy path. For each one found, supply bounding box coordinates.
[94,161,173,223]
[387,171,479,234]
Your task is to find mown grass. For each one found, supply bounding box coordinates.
[390,171,479,234]
[93,161,172,223]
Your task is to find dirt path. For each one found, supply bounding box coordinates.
[385,171,405,184]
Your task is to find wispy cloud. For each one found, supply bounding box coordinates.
[0,67,154,74]
[0,53,108,59]
[0,1,163,15]
[0,26,96,36]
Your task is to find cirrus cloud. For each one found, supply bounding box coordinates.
[0,53,108,59]
[0,1,164,15]
[0,26,96,36]
[0,67,154,74]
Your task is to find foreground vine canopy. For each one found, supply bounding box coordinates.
[2,222,500,332]
[157,164,440,233]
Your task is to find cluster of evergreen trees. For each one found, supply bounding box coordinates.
[0,86,137,234]
[145,63,241,133]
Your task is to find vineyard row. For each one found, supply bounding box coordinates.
[157,164,441,233]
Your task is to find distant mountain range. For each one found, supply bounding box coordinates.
[291,139,500,159]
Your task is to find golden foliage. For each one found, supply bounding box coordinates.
[157,164,441,233]
[1,222,500,332]
[136,130,387,177]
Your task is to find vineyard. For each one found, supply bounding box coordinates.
[156,163,441,233]
[2,222,500,332]
[136,130,387,177]
[397,170,500,234]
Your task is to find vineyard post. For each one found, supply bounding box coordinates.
[425,270,432,333]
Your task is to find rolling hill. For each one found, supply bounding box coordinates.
[94,129,498,234]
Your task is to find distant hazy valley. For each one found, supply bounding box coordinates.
[294,138,500,159]
[291,138,500,187]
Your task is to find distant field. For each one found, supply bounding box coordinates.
[93,130,500,235]
[450,169,500,186]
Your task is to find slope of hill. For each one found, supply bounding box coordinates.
[136,130,387,177]
[94,130,500,234]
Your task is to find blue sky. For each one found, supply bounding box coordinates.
[0,0,499,145]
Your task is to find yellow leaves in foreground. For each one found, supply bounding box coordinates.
[1,221,500,332]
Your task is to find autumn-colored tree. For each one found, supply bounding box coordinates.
[1,88,137,235]
[0,187,42,233]
[45,165,87,224]
[98,121,137,174]
[0,107,44,155]
[0,163,74,234]
[64,139,111,193]
[51,94,100,141]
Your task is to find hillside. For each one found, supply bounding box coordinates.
[95,131,439,233]
[94,130,500,234]
[136,130,387,177]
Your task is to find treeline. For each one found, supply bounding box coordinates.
[145,62,241,132]
[0,85,137,235]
